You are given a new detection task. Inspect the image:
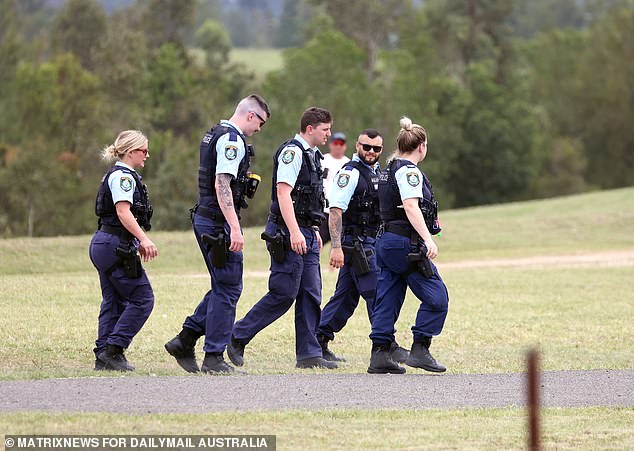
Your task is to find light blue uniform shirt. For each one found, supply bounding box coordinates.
[394,159,424,201]
[215,120,245,178]
[108,162,137,205]
[276,134,316,187]
[329,154,380,212]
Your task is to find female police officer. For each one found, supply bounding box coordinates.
[90,130,158,372]
[368,117,448,374]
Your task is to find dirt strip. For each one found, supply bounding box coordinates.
[1,369,631,414]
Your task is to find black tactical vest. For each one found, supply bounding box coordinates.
[95,165,153,230]
[197,123,251,220]
[341,160,381,237]
[378,158,440,235]
[270,139,326,227]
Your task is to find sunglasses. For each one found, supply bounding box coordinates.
[250,111,266,127]
[358,143,383,153]
[134,148,148,156]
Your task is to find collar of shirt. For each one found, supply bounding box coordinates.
[293,134,315,153]
[221,119,244,136]
[115,161,135,172]
[352,154,380,173]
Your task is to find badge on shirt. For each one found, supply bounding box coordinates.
[336,173,350,188]
[225,145,238,160]
[282,149,295,164]
[120,177,133,192]
[406,172,420,187]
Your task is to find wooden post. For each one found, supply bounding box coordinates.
[527,348,540,451]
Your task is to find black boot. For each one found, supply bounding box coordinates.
[367,343,406,374]
[164,328,200,373]
[317,334,346,362]
[97,344,135,372]
[405,337,446,373]
[94,358,106,371]
[201,353,235,374]
[226,335,246,367]
[296,356,338,369]
[389,341,410,363]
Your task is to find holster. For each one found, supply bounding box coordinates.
[406,244,434,279]
[115,245,142,279]
[201,232,229,268]
[261,230,290,263]
[342,240,373,275]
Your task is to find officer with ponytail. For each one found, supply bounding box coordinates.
[368,117,449,374]
[90,130,157,372]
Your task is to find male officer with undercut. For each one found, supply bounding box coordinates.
[165,94,270,374]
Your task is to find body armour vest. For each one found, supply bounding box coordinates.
[378,158,441,235]
[342,161,381,237]
[269,139,326,227]
[95,165,153,230]
[197,123,251,220]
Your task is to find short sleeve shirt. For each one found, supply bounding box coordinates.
[108,162,137,205]
[329,154,380,212]
[322,153,350,212]
[393,159,424,202]
[276,134,314,187]
[215,120,246,178]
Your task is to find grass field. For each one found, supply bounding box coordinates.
[1,187,633,449]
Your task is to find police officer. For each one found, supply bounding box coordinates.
[368,117,449,374]
[316,129,409,363]
[228,107,337,370]
[164,94,270,374]
[90,130,157,372]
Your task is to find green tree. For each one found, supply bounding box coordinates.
[309,0,415,78]
[50,0,107,70]
[577,2,634,187]
[194,19,231,66]
[447,63,540,206]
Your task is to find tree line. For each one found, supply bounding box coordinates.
[0,0,632,237]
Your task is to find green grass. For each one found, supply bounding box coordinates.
[1,408,632,450]
[1,187,633,448]
[230,48,284,80]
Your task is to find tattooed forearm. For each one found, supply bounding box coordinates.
[329,208,343,249]
[217,174,234,208]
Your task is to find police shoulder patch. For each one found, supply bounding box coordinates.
[225,145,238,160]
[406,172,420,187]
[282,149,295,164]
[120,176,133,192]
[336,173,350,188]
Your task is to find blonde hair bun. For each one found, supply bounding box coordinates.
[400,116,413,131]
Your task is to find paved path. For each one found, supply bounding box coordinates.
[1,370,631,414]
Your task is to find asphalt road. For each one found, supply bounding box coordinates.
[1,369,632,414]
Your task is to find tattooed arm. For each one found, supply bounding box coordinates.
[215,173,244,252]
[329,207,345,268]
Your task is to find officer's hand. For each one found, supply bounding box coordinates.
[139,238,158,262]
[424,238,438,259]
[290,231,307,255]
[229,228,244,252]
[330,247,344,269]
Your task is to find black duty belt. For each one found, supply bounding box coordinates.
[193,205,226,224]
[268,213,315,228]
[383,222,414,238]
[99,225,124,236]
